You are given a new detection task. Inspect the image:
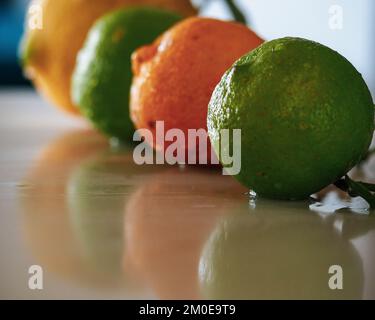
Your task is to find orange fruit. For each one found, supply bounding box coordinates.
[20,0,197,115]
[130,17,263,162]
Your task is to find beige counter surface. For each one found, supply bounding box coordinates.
[0,89,374,299]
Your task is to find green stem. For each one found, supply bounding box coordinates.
[223,0,247,24]
[360,181,375,192]
[334,175,375,210]
[197,0,248,25]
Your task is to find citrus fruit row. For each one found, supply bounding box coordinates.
[20,0,196,114]
[20,1,374,201]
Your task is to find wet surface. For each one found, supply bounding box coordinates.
[0,90,374,299]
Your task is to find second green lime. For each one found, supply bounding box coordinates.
[72,7,182,141]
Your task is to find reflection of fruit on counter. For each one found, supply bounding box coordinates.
[22,130,107,214]
[339,214,375,241]
[21,131,148,290]
[125,167,247,299]
[208,37,374,200]
[20,0,197,115]
[66,149,159,282]
[130,17,263,159]
[72,7,182,141]
[20,130,110,286]
[199,201,364,300]
[67,151,135,277]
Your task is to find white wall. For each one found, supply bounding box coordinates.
[199,0,375,98]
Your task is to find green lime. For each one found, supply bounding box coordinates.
[208,37,374,200]
[72,7,182,141]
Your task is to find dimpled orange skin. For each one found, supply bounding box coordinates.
[130,17,264,161]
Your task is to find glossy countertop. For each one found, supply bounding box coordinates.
[0,89,374,300]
